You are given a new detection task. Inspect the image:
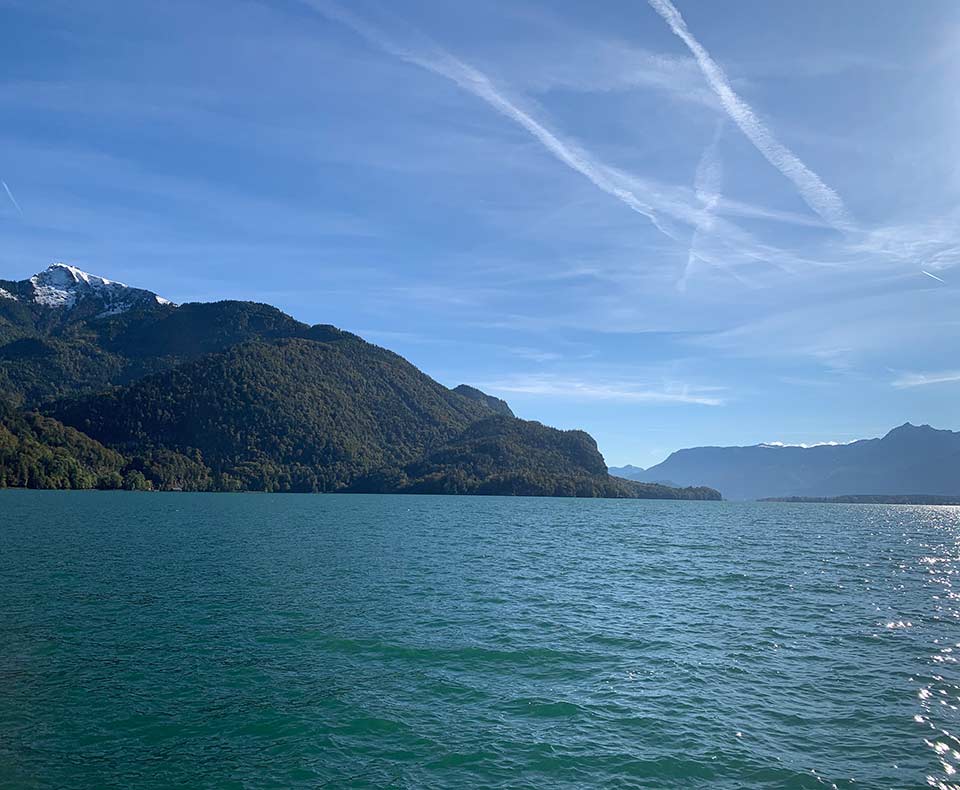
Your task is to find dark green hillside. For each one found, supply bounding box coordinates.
[0,399,217,492]
[0,292,417,410]
[50,336,491,492]
[0,335,128,407]
[0,296,43,344]
[452,385,515,417]
[91,301,307,360]
[352,415,721,499]
[0,299,312,406]
[44,333,721,498]
[351,415,606,495]
[0,400,125,489]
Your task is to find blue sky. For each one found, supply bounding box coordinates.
[2,0,958,466]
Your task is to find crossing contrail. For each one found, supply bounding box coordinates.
[304,0,688,244]
[680,121,724,290]
[647,0,854,233]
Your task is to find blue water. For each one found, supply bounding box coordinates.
[1,492,959,788]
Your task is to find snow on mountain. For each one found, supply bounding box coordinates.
[18,263,174,314]
[0,287,16,301]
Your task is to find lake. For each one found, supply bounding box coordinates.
[1,492,958,788]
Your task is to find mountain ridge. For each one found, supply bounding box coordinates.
[613,423,960,500]
[0,263,720,499]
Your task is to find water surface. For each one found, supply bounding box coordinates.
[2,492,958,788]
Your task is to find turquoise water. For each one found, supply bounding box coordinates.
[1,493,959,789]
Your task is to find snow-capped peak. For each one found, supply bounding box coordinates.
[30,263,119,306]
[22,262,174,312]
[38,262,120,288]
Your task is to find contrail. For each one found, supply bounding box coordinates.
[647,0,854,233]
[303,1,813,281]
[922,270,946,284]
[303,0,687,244]
[2,180,23,216]
[679,121,723,290]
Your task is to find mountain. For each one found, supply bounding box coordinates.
[0,262,171,318]
[0,263,720,499]
[48,335,492,492]
[608,464,681,487]
[0,264,322,406]
[621,423,960,500]
[0,264,180,405]
[452,384,515,417]
[351,415,717,498]
[608,464,646,479]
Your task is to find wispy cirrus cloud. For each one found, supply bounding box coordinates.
[693,282,959,391]
[892,370,960,389]
[489,34,719,109]
[304,0,957,301]
[481,374,725,406]
[508,347,563,363]
[304,0,688,243]
[301,0,876,288]
[849,214,960,272]
[716,197,828,229]
[647,0,854,232]
[302,0,823,288]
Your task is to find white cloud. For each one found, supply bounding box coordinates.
[692,281,960,387]
[494,37,719,109]
[508,347,563,363]
[892,370,960,389]
[480,374,724,405]
[848,214,960,271]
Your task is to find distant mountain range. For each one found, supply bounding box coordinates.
[0,264,719,499]
[610,423,960,501]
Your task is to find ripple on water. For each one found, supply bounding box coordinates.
[910,509,960,790]
[1,493,959,788]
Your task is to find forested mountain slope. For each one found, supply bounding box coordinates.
[0,264,721,498]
